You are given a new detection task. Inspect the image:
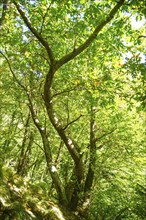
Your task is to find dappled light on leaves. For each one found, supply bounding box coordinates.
[0,0,145,219]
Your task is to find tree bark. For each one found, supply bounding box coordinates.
[84,105,97,193]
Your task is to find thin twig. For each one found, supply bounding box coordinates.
[63,114,83,130]
[52,87,77,98]
[0,51,27,92]
[40,3,52,34]
[94,128,116,142]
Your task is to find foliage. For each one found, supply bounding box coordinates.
[0,0,145,219]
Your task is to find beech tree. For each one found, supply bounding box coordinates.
[0,0,145,219]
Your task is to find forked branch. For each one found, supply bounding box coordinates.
[56,0,125,68]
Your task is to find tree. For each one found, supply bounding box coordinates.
[0,0,145,219]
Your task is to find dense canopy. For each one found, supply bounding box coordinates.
[0,0,146,219]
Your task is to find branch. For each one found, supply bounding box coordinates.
[56,0,125,69]
[0,51,46,136]
[33,141,44,152]
[0,51,27,92]
[94,128,116,142]
[96,140,111,150]
[114,207,128,220]
[27,92,44,134]
[13,1,55,64]
[63,114,83,130]
[55,141,64,164]
[52,87,77,99]
[39,3,52,34]
[138,35,146,39]
[0,51,48,139]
